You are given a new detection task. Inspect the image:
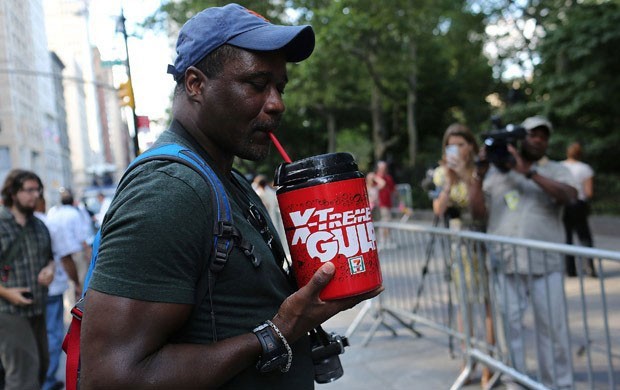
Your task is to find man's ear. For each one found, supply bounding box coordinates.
[184,66,206,101]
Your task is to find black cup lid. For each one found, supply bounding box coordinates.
[274,152,359,187]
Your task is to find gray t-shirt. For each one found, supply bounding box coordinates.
[483,157,576,274]
[90,125,314,389]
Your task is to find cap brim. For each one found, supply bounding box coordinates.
[227,24,315,62]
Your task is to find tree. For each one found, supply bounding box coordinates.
[535,1,620,172]
[144,1,494,203]
[292,0,493,168]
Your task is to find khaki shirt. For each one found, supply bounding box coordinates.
[483,157,576,274]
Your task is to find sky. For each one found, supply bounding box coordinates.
[89,0,175,134]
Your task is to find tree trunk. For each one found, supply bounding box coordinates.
[371,84,387,161]
[406,41,418,169]
[326,112,337,153]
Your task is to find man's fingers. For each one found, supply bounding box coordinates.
[306,262,335,296]
[507,144,519,157]
[331,285,384,310]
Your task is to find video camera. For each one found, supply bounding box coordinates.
[481,116,527,172]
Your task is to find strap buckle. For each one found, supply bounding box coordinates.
[212,221,237,272]
[71,298,85,320]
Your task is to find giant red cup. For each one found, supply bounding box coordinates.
[274,153,382,300]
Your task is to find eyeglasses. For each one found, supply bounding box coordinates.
[19,187,42,195]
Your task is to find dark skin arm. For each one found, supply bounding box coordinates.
[81,262,382,389]
[507,145,577,205]
[60,254,81,297]
[468,145,578,222]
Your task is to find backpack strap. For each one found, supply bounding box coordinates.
[81,143,235,295]
[130,144,235,273]
[64,143,240,390]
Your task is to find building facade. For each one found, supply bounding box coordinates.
[0,0,67,204]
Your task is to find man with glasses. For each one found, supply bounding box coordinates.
[0,169,55,390]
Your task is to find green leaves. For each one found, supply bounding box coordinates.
[142,1,619,211]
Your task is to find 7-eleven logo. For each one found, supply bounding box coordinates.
[348,256,366,275]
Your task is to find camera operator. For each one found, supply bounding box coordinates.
[469,116,577,389]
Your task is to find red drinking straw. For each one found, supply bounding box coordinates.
[268,132,292,163]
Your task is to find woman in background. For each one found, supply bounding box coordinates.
[561,142,596,277]
[433,123,494,387]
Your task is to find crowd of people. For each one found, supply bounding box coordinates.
[0,3,601,390]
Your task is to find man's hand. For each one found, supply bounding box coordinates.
[61,254,81,298]
[272,262,383,343]
[506,144,577,204]
[73,283,83,299]
[37,262,54,287]
[0,287,34,306]
[507,144,530,174]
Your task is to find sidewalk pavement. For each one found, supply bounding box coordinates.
[319,212,620,390]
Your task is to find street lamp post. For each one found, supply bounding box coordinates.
[117,8,140,157]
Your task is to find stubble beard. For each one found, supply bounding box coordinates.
[238,131,271,161]
[520,142,545,162]
[15,200,35,216]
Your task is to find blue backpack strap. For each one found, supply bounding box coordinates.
[66,143,237,386]
[82,230,101,295]
[81,143,235,295]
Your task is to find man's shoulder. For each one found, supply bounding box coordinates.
[539,158,573,178]
[48,205,81,222]
[153,129,185,147]
[0,206,12,221]
[114,158,218,217]
[124,157,210,187]
[566,160,594,175]
[30,214,50,234]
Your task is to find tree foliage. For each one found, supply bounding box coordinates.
[535,1,620,171]
[144,1,619,211]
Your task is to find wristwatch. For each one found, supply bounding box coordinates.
[253,322,289,372]
[525,168,537,179]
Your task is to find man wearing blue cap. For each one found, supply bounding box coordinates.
[81,4,381,389]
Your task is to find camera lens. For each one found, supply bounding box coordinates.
[313,355,344,383]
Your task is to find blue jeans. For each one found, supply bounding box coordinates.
[43,294,64,390]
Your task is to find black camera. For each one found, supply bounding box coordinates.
[481,117,526,172]
[309,326,349,383]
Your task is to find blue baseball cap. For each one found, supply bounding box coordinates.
[167,3,315,81]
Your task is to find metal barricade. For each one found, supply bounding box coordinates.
[346,221,620,390]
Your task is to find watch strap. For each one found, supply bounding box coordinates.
[253,321,292,373]
[525,168,537,179]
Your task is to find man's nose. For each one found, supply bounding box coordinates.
[264,87,285,115]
